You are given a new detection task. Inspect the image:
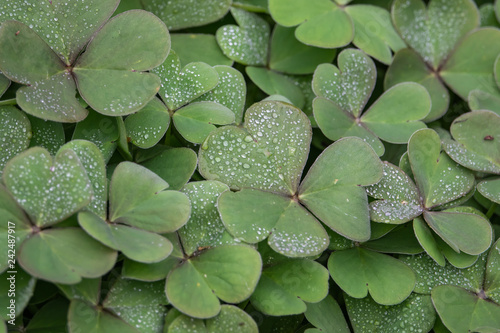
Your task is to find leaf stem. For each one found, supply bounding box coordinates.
[486,202,498,219]
[0,98,17,106]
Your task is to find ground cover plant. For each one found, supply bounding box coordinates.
[1,0,500,332]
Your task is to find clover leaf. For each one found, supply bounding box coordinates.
[165,245,262,318]
[0,6,170,121]
[216,8,270,66]
[166,305,258,333]
[140,148,198,191]
[72,110,120,162]
[250,258,329,315]
[388,0,500,120]
[431,239,500,332]
[3,146,93,227]
[345,293,436,333]
[304,295,350,333]
[0,106,31,176]
[150,51,237,143]
[269,0,405,64]
[366,129,493,265]
[18,227,117,284]
[443,111,500,174]
[178,181,238,256]
[171,34,233,67]
[102,278,168,332]
[142,0,231,30]
[200,101,382,257]
[68,299,139,333]
[313,48,431,156]
[77,161,190,263]
[328,247,416,305]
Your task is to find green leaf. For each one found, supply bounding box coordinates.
[0,185,32,273]
[173,102,235,144]
[312,97,384,156]
[497,0,500,23]
[0,106,31,176]
[0,21,65,84]
[413,217,446,266]
[346,5,406,65]
[361,83,430,143]
[233,0,268,12]
[166,245,262,319]
[400,252,487,294]
[168,315,207,333]
[362,224,423,254]
[423,210,492,255]
[313,49,376,118]
[218,189,292,244]
[250,259,329,315]
[17,72,88,122]
[269,0,353,48]
[167,261,220,319]
[441,28,500,99]
[299,137,383,241]
[27,115,65,156]
[73,10,169,115]
[142,0,231,30]
[18,228,117,284]
[167,305,258,333]
[0,0,119,64]
[216,8,270,66]
[75,10,169,71]
[103,278,168,333]
[484,239,500,303]
[435,235,480,269]
[408,129,475,208]
[478,178,500,204]
[246,67,305,108]
[194,66,246,125]
[328,247,416,305]
[3,147,93,227]
[198,101,311,195]
[121,234,183,282]
[218,190,329,257]
[73,69,161,117]
[109,162,190,233]
[68,299,139,333]
[267,200,329,257]
[0,268,35,320]
[124,97,170,149]
[171,34,233,67]
[179,181,236,256]
[345,293,436,333]
[59,140,107,219]
[72,110,119,162]
[269,25,336,75]
[0,73,10,97]
[432,285,500,332]
[385,48,449,122]
[304,295,350,333]
[57,278,101,305]
[151,51,219,111]
[392,0,479,69]
[444,111,500,174]
[468,89,500,115]
[78,211,173,263]
[140,148,197,191]
[366,162,423,224]
[206,305,258,333]
[25,299,69,333]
